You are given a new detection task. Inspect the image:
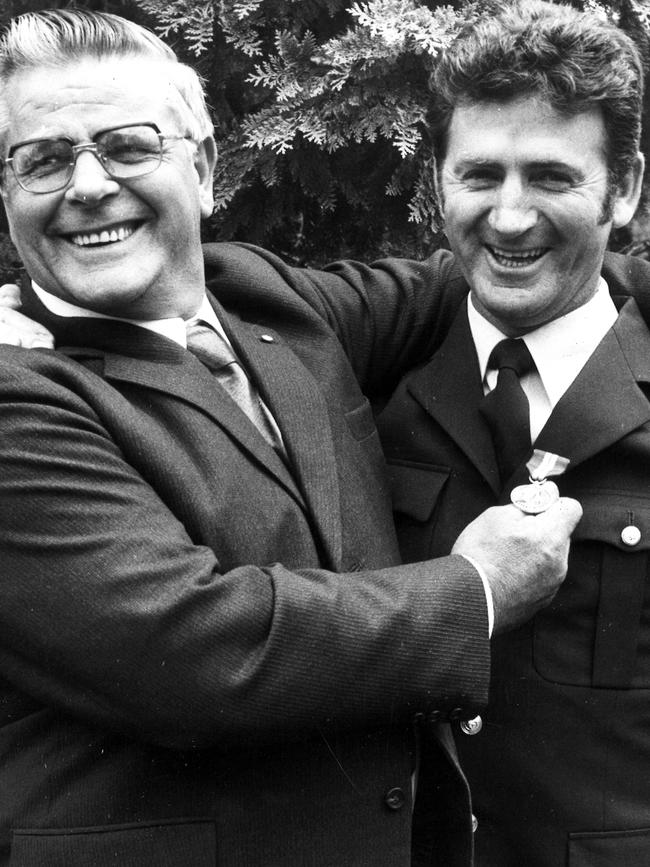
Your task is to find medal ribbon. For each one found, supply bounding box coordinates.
[526,449,570,482]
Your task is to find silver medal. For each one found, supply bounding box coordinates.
[510,450,569,515]
[510,479,560,514]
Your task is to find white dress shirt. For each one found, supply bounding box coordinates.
[468,278,618,441]
[32,285,225,348]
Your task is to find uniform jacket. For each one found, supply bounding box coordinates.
[378,252,650,867]
[0,243,489,867]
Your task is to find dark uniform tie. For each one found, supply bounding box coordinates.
[185,320,282,450]
[480,337,535,484]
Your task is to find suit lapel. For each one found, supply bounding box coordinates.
[21,282,305,506]
[406,306,501,494]
[214,299,343,568]
[103,343,304,498]
[535,298,650,467]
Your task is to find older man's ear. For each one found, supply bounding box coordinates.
[0,284,54,347]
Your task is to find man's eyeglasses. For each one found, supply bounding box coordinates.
[1,122,190,194]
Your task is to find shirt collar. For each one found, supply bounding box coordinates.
[468,277,618,407]
[184,296,229,346]
[32,283,224,348]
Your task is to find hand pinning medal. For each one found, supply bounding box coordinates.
[510,450,570,515]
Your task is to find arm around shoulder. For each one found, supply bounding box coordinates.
[202,242,470,397]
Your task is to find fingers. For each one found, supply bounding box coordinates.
[553,496,583,529]
[531,496,583,533]
[0,282,54,348]
[0,308,54,348]
[0,282,21,309]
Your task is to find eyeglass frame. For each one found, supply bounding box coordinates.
[1,122,192,194]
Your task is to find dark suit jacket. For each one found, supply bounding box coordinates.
[378,252,650,867]
[0,243,489,866]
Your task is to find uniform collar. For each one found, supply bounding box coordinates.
[468,277,618,408]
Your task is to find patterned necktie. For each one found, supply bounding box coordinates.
[186,320,282,450]
[480,337,536,485]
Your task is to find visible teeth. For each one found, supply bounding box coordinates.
[70,224,136,247]
[489,245,546,267]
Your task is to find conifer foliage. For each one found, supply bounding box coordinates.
[202,0,465,262]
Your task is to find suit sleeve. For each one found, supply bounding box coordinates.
[203,243,471,399]
[0,350,489,750]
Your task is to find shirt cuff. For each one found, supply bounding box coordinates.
[459,554,494,637]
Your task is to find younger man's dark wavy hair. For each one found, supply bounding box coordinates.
[432,0,644,192]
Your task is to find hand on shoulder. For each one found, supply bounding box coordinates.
[0,283,54,348]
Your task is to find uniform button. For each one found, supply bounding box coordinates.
[428,710,442,724]
[384,787,406,811]
[460,715,483,736]
[259,333,275,343]
[472,814,479,833]
[621,525,641,546]
[449,707,464,720]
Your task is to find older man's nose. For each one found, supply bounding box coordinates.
[63,150,120,204]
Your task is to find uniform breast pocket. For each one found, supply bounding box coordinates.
[533,492,650,688]
[386,461,451,561]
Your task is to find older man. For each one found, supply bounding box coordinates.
[378,2,650,864]
[0,9,581,867]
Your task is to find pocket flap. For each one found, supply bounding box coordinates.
[345,399,377,441]
[569,826,650,866]
[387,462,450,522]
[11,819,216,867]
[571,492,650,551]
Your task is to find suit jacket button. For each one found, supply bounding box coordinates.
[460,715,483,735]
[428,709,442,724]
[621,525,641,546]
[384,787,406,811]
[449,707,464,720]
[259,333,275,343]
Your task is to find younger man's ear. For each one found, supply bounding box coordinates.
[612,152,645,229]
[433,155,445,220]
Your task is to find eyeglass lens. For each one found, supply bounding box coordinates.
[10,124,163,192]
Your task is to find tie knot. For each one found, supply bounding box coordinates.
[186,321,236,371]
[487,338,534,378]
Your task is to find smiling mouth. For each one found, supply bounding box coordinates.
[486,245,548,268]
[67,221,143,248]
